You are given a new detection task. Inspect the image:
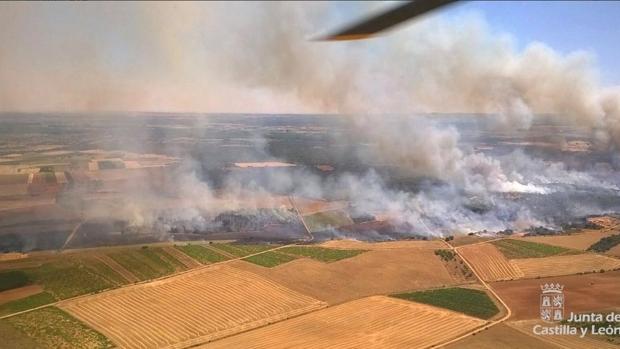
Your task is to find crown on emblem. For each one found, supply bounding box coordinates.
[540,283,564,292]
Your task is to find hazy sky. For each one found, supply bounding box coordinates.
[0,1,618,113]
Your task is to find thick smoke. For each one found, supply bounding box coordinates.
[2,2,620,149]
[2,2,620,238]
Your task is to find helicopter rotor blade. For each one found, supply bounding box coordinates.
[316,0,458,41]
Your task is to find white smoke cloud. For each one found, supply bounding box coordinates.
[2,1,619,150]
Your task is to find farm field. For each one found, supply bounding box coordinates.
[278,246,367,262]
[492,239,577,259]
[457,243,524,281]
[303,210,353,232]
[105,246,187,281]
[0,255,124,316]
[589,234,620,253]
[517,230,620,251]
[0,270,30,292]
[391,287,500,319]
[210,243,276,257]
[511,253,620,278]
[319,239,446,250]
[290,197,347,215]
[92,253,139,283]
[4,306,113,349]
[162,246,201,268]
[0,243,210,316]
[202,296,486,349]
[448,235,495,247]
[0,292,55,316]
[491,271,620,320]
[231,246,459,304]
[0,285,43,304]
[242,251,298,267]
[174,244,231,264]
[508,319,618,348]
[0,319,40,349]
[608,244,620,257]
[444,323,554,349]
[59,264,326,349]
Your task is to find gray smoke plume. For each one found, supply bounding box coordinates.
[2,2,620,240]
[2,2,619,150]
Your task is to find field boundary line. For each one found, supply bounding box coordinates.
[162,246,202,268]
[61,221,82,250]
[431,240,513,348]
[203,245,236,259]
[0,243,296,320]
[289,196,314,241]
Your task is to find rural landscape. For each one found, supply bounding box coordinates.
[2,1,620,348]
[0,113,619,348]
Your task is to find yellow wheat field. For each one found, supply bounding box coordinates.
[511,253,620,279]
[59,265,326,349]
[508,320,618,349]
[202,296,486,349]
[458,243,524,281]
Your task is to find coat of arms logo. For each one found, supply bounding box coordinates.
[540,283,564,322]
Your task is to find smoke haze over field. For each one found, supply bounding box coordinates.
[1,2,620,245]
[1,0,620,149]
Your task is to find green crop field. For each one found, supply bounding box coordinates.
[25,258,116,300]
[107,247,181,281]
[392,287,499,319]
[243,251,297,267]
[154,248,187,271]
[0,292,56,317]
[492,239,578,259]
[0,270,30,292]
[79,256,128,287]
[5,306,113,349]
[0,255,130,316]
[210,243,276,257]
[0,247,193,317]
[175,244,230,264]
[279,246,366,262]
[303,210,353,232]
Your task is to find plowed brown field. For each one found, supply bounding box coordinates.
[444,323,555,348]
[511,253,620,278]
[491,271,620,320]
[458,243,524,281]
[59,265,326,349]
[508,320,618,349]
[608,244,620,257]
[0,285,43,304]
[202,296,485,349]
[231,247,459,305]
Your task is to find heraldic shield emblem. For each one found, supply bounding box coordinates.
[540,283,564,322]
